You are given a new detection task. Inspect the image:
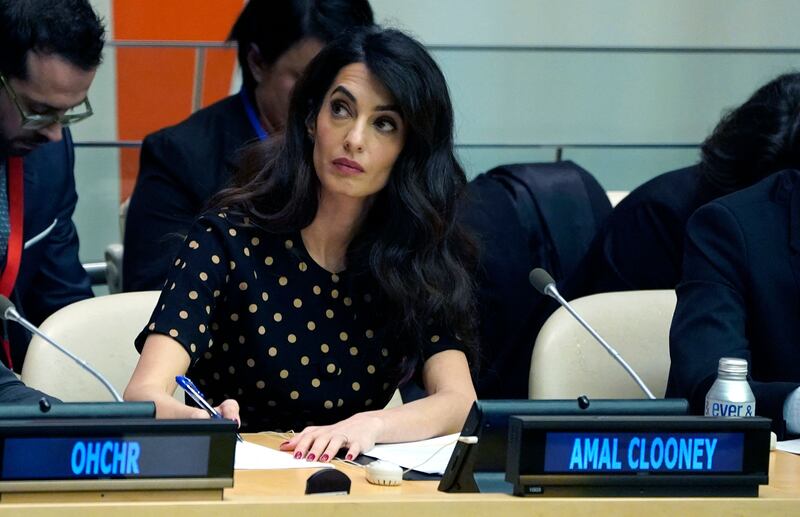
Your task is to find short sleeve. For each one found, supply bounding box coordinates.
[422,329,468,360]
[134,215,232,360]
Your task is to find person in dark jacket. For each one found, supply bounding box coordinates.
[667,168,800,438]
[565,72,800,298]
[123,0,374,292]
[0,0,103,369]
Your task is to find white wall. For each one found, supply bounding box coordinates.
[370,0,800,48]
[370,0,800,187]
[72,0,119,266]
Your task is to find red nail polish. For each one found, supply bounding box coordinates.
[280,441,290,447]
[320,454,329,462]
[306,454,316,461]
[345,454,353,461]
[294,451,303,459]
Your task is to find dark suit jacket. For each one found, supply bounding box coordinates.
[5,129,93,369]
[123,94,257,291]
[564,165,724,298]
[0,365,51,403]
[667,169,800,436]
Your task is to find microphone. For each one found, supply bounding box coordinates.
[0,295,123,402]
[529,268,656,400]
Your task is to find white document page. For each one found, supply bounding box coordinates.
[776,438,800,455]
[363,433,459,475]
[235,440,334,470]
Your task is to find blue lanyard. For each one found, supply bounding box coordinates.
[239,89,269,141]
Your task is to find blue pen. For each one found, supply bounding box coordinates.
[176,375,244,442]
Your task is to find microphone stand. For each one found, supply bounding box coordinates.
[530,269,656,400]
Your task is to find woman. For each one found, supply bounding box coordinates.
[124,27,479,463]
[123,0,374,292]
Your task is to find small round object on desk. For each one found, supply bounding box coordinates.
[365,460,403,486]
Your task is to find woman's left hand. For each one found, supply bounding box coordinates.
[279,412,385,463]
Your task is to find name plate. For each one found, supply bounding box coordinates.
[0,419,236,492]
[545,432,742,473]
[507,415,771,497]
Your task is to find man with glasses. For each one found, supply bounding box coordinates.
[0,0,104,373]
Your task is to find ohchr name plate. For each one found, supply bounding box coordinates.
[507,415,771,497]
[0,419,236,492]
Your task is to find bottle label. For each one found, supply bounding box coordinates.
[705,397,755,417]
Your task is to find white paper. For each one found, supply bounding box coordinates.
[235,440,334,470]
[776,438,800,455]
[363,433,459,475]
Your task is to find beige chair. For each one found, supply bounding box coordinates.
[20,291,163,401]
[529,290,677,399]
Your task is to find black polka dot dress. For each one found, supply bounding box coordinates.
[135,212,462,431]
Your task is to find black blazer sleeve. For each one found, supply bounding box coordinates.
[20,131,93,326]
[0,365,55,403]
[667,201,799,429]
[123,131,198,292]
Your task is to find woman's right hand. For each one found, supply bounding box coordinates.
[189,398,242,427]
[126,335,242,423]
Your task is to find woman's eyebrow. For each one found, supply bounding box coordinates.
[375,104,399,113]
[332,85,356,103]
[332,85,399,114]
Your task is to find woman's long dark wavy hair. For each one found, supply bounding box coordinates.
[701,72,800,193]
[213,26,478,375]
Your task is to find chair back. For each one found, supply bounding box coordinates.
[529,290,676,399]
[20,291,161,401]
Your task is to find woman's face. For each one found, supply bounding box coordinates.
[249,37,323,133]
[311,63,406,202]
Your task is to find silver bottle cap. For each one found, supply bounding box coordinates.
[718,357,748,378]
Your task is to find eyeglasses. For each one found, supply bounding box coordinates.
[0,73,93,130]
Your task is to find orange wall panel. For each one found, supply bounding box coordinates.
[113,0,243,200]
[116,48,195,140]
[114,0,243,41]
[202,48,238,108]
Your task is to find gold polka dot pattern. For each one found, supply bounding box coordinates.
[136,216,460,432]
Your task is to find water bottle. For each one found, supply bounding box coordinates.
[705,357,756,417]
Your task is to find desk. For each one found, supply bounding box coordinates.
[0,434,798,516]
